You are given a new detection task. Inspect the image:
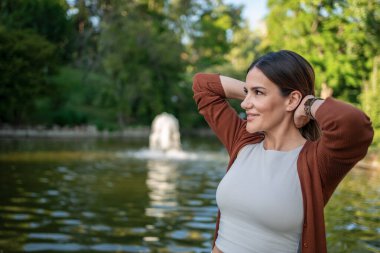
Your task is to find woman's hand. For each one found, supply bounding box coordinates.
[294,95,314,128]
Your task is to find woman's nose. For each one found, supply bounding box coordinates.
[241,97,253,110]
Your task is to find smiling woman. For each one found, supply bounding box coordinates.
[192,50,374,253]
[242,51,321,142]
[241,67,302,138]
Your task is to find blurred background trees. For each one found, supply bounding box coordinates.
[0,0,379,145]
[264,0,379,104]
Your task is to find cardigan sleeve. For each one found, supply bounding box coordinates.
[313,97,374,202]
[192,73,263,157]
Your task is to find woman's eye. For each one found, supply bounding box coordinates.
[243,87,248,94]
[255,90,263,95]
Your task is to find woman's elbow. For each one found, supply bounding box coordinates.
[192,73,207,92]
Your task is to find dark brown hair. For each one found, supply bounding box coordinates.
[247,50,321,141]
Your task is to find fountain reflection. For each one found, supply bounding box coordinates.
[145,160,179,218]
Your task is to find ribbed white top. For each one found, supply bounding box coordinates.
[215,141,304,253]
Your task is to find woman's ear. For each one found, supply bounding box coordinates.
[286,91,303,112]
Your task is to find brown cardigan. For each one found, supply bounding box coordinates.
[192,73,374,253]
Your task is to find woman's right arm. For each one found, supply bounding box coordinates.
[193,73,263,157]
[219,75,246,100]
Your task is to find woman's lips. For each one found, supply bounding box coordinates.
[246,113,259,121]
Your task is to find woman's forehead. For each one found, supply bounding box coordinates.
[246,67,276,89]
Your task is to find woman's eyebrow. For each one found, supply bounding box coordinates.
[250,86,266,90]
[244,85,266,92]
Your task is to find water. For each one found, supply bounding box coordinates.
[0,138,379,252]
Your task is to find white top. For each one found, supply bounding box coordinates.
[215,141,304,253]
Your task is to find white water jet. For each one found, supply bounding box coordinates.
[149,112,181,152]
[116,112,227,162]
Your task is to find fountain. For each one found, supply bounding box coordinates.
[149,112,181,152]
[117,112,224,161]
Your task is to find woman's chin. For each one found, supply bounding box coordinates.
[246,125,261,134]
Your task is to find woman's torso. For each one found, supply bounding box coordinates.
[215,141,304,253]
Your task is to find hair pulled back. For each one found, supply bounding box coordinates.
[247,50,321,141]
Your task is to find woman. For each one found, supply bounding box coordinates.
[192,50,373,253]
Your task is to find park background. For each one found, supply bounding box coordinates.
[0,0,379,146]
[0,0,379,252]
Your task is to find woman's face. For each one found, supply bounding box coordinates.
[241,67,289,134]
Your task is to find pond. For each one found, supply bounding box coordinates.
[0,137,378,253]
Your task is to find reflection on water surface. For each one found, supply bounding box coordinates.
[0,138,378,252]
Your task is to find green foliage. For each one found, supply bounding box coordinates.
[186,1,244,72]
[69,0,100,67]
[0,0,73,61]
[33,66,118,129]
[99,1,185,128]
[205,24,262,80]
[0,0,378,143]
[264,0,380,104]
[0,26,57,125]
[361,56,380,147]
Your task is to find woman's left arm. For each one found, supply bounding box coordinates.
[296,96,374,201]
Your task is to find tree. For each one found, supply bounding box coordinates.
[0,0,73,61]
[264,0,379,104]
[0,27,57,125]
[184,1,245,72]
[68,0,102,69]
[98,1,185,128]
[361,56,380,147]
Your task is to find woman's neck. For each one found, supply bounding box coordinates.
[263,123,306,151]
